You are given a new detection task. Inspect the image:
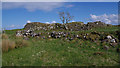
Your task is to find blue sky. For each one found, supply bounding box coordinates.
[2,2,118,29]
[2,0,120,2]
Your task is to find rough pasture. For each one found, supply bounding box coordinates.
[2,21,120,66]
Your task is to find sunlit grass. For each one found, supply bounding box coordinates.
[2,26,120,66]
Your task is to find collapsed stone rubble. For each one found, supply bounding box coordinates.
[16,21,119,51]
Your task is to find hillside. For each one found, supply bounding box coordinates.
[2,21,120,66]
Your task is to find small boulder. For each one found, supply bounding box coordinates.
[106,35,112,39]
[110,39,116,43]
[16,33,22,37]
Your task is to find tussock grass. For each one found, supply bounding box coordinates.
[2,34,30,52]
[2,39,16,52]
[2,34,8,39]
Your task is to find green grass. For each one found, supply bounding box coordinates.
[2,26,120,66]
[2,39,119,66]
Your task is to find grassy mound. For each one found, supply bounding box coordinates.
[2,26,120,66]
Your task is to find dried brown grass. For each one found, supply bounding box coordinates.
[1,33,30,53]
[2,34,8,39]
[2,39,16,52]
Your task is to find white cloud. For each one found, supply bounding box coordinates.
[8,25,20,28]
[8,25,15,28]
[27,20,31,23]
[6,24,24,30]
[2,0,120,2]
[66,0,119,2]
[45,21,57,24]
[45,22,50,24]
[72,20,75,22]
[2,0,65,2]
[65,5,74,8]
[51,21,56,23]
[89,14,118,25]
[3,2,64,12]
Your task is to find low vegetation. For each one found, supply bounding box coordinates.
[2,39,15,52]
[2,34,30,53]
[2,25,120,66]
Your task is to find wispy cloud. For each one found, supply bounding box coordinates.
[2,0,119,2]
[7,24,20,28]
[89,14,118,25]
[72,20,75,22]
[51,21,56,23]
[65,5,74,8]
[45,21,57,24]
[3,2,64,12]
[6,24,25,30]
[8,25,16,28]
[2,0,65,2]
[66,0,119,2]
[45,22,50,24]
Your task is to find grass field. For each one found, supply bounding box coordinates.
[2,26,120,66]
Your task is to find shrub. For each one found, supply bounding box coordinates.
[9,41,16,50]
[2,39,16,52]
[15,39,29,48]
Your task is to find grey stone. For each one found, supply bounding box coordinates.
[110,39,116,43]
[107,35,112,39]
